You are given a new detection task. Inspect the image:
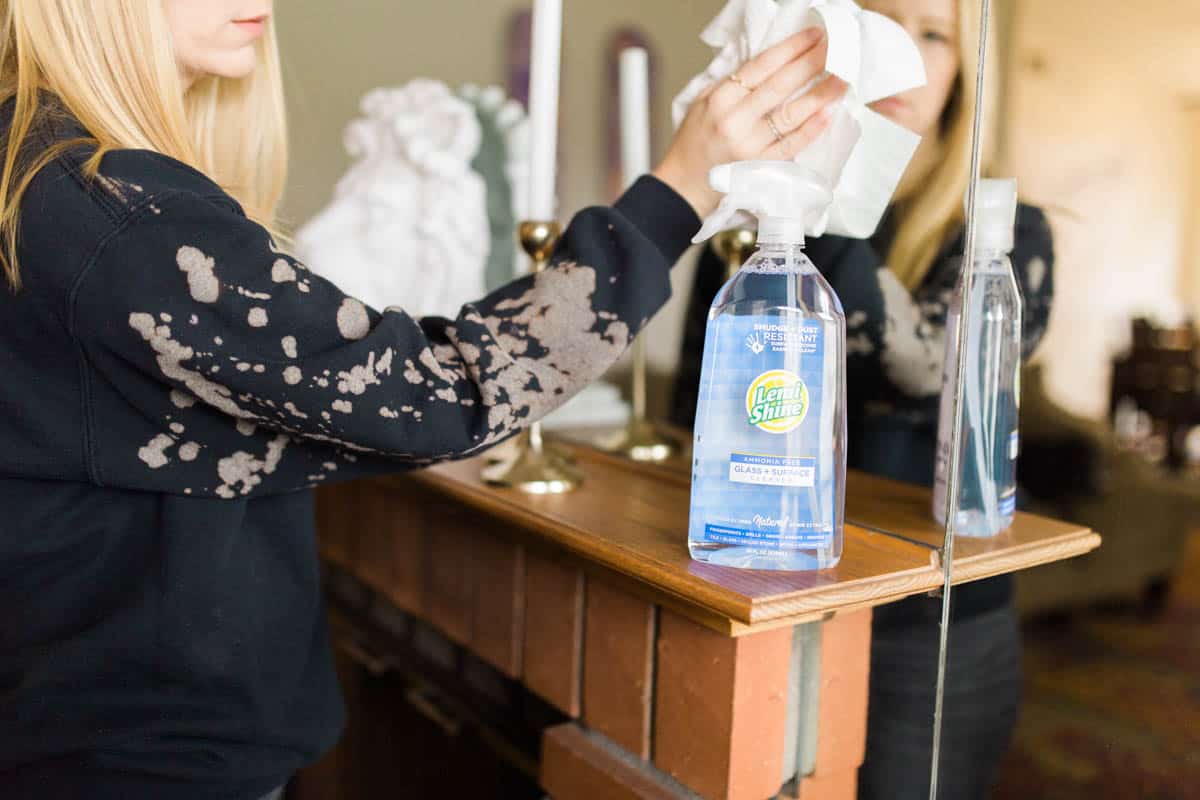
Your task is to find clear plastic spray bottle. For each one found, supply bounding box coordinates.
[932,178,1023,537]
[688,162,847,570]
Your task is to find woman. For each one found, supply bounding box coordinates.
[0,2,847,798]
[673,0,1055,797]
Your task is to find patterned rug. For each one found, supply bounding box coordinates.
[994,531,1200,800]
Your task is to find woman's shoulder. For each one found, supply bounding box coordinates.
[13,123,246,299]
[44,144,243,219]
[3,99,239,219]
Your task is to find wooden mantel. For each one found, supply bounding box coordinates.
[309,434,1100,800]
[394,441,1099,635]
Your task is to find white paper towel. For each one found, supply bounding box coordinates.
[673,0,928,240]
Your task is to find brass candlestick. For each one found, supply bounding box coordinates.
[594,335,680,462]
[481,221,583,494]
[597,228,758,462]
[711,227,758,280]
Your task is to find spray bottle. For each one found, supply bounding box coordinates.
[688,162,847,571]
[932,178,1023,536]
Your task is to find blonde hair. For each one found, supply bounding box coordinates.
[0,0,288,288]
[886,0,999,290]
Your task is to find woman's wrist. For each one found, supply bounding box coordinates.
[615,175,704,265]
[652,158,718,220]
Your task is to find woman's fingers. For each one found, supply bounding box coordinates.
[737,28,824,88]
[769,103,837,160]
[775,74,848,134]
[741,75,847,158]
[707,28,823,115]
[736,37,830,121]
[652,24,842,215]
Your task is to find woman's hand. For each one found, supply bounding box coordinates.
[653,28,848,218]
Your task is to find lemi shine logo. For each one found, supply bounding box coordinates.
[746,370,809,433]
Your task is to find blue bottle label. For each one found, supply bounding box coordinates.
[697,315,833,551]
[998,486,1017,516]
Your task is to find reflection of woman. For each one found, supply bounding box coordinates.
[673,0,1055,797]
[0,3,846,799]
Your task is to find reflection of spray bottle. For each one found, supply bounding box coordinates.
[688,162,847,571]
[933,179,1023,537]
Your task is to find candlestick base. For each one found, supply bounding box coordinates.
[484,436,575,465]
[481,432,583,494]
[595,417,680,462]
[481,218,583,493]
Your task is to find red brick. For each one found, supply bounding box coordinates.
[522,551,585,717]
[353,482,400,597]
[654,610,792,800]
[380,483,428,616]
[813,611,872,775]
[540,723,693,800]
[471,533,526,678]
[583,579,656,759]
[425,503,475,646]
[348,479,427,616]
[791,769,858,800]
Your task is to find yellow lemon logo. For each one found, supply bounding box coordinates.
[746,370,809,434]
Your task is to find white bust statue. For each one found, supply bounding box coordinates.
[296,79,526,319]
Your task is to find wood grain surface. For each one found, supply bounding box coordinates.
[358,438,1098,633]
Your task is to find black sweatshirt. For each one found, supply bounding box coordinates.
[673,205,1055,627]
[0,110,700,799]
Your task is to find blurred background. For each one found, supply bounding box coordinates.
[276,1,1200,797]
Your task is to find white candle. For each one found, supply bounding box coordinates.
[620,48,653,421]
[527,0,562,221]
[619,47,651,190]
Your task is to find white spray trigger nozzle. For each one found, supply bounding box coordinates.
[692,161,834,245]
[968,178,1018,253]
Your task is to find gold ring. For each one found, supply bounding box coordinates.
[766,112,786,145]
[728,73,752,91]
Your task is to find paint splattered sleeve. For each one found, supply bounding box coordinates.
[1010,205,1055,361]
[813,204,1056,402]
[72,176,698,494]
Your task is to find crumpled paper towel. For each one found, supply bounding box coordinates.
[672,0,928,240]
